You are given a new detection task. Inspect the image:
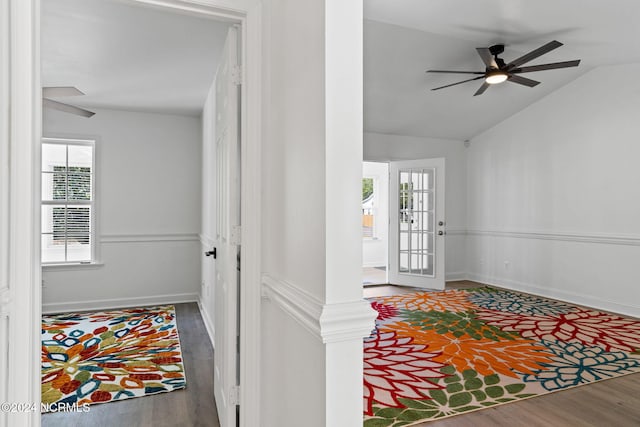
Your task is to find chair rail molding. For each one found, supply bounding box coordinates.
[198,233,216,247]
[101,232,199,243]
[466,228,640,246]
[444,225,467,236]
[261,274,377,343]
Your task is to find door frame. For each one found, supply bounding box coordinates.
[388,157,446,290]
[5,0,262,426]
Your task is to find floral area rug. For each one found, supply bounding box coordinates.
[364,287,640,426]
[42,305,186,410]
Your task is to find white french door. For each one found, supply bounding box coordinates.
[388,158,445,290]
[213,26,240,427]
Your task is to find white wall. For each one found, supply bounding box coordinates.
[466,63,640,317]
[260,1,375,426]
[362,161,388,267]
[364,132,468,280]
[260,0,326,423]
[42,108,202,313]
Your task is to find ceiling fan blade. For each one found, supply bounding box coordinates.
[43,98,95,118]
[427,70,484,74]
[507,74,541,87]
[506,40,563,69]
[476,47,498,69]
[42,86,85,98]
[473,82,490,96]
[431,76,484,91]
[511,60,581,73]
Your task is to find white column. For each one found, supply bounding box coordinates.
[5,0,42,426]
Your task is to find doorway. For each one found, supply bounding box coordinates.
[389,157,446,290]
[363,158,447,291]
[362,161,389,286]
[3,0,261,426]
[41,1,241,425]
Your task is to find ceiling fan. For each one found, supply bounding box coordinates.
[427,40,581,96]
[43,87,95,118]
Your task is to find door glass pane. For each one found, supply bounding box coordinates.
[399,252,409,272]
[421,211,433,231]
[422,232,434,253]
[424,191,434,211]
[397,167,436,277]
[399,231,409,251]
[422,254,434,276]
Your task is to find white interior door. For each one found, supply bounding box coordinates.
[214,26,240,427]
[388,158,445,289]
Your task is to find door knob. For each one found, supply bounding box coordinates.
[438,221,445,226]
[205,248,217,259]
[438,230,445,236]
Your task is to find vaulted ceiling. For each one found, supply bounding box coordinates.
[364,0,640,140]
[43,0,640,137]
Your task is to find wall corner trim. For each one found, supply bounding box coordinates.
[261,274,377,343]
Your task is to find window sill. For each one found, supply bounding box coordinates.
[42,261,104,271]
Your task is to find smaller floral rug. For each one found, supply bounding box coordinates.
[364,287,640,426]
[42,305,186,410]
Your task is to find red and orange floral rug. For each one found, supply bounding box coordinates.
[364,287,640,426]
[42,305,186,410]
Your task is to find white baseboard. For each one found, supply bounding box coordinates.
[466,272,640,318]
[197,297,216,349]
[42,292,199,314]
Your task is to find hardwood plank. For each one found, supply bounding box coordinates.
[41,303,220,427]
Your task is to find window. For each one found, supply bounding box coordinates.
[41,138,95,264]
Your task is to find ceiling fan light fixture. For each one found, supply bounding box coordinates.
[485,70,508,85]
[426,41,580,96]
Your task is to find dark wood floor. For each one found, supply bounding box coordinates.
[365,281,640,427]
[42,285,640,427]
[41,303,221,427]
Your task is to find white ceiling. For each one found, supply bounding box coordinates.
[43,0,640,136]
[42,0,231,117]
[364,0,640,140]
